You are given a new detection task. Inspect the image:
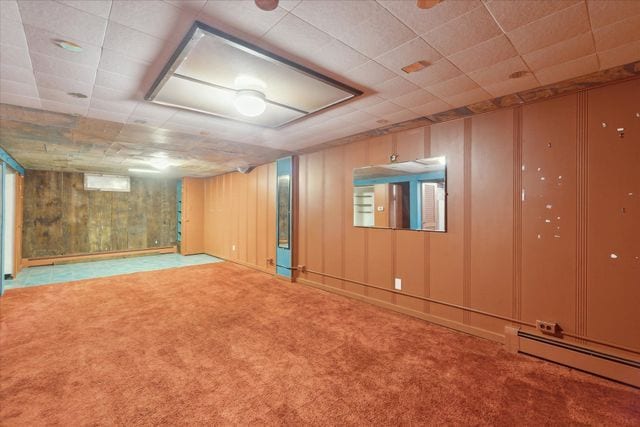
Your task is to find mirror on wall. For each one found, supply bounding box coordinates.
[277,174,291,248]
[352,156,446,232]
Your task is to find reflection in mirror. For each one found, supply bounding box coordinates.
[353,157,446,232]
[277,174,291,248]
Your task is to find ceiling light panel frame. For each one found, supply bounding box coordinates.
[145,21,363,128]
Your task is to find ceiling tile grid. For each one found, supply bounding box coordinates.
[1,0,639,176]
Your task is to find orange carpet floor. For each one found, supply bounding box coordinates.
[1,262,638,425]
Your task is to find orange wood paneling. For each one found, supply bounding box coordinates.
[367,135,393,165]
[266,163,276,274]
[246,170,258,266]
[305,151,325,283]
[323,146,344,289]
[366,227,394,303]
[395,127,425,161]
[395,230,426,312]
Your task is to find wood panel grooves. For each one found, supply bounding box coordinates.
[423,127,431,314]
[463,118,472,325]
[512,107,523,321]
[576,91,589,339]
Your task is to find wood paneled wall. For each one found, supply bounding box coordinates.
[22,171,177,258]
[203,163,276,274]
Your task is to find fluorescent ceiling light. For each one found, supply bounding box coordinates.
[145,21,362,128]
[129,168,161,174]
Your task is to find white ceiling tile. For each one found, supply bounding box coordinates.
[483,74,539,98]
[18,0,108,46]
[131,102,177,123]
[34,71,93,96]
[87,108,129,123]
[442,87,491,108]
[41,99,88,116]
[0,79,39,98]
[262,14,333,60]
[339,109,379,127]
[592,14,640,52]
[89,96,138,116]
[468,56,532,87]
[422,5,501,56]
[0,64,36,86]
[426,74,480,98]
[402,58,462,87]
[598,40,640,69]
[522,32,595,71]
[375,37,442,75]
[306,40,368,74]
[447,35,517,73]
[507,2,591,55]
[95,69,142,94]
[199,1,287,42]
[347,94,385,110]
[483,0,580,32]
[98,49,149,81]
[38,86,90,106]
[30,52,96,84]
[380,109,421,123]
[278,0,302,11]
[110,0,194,40]
[534,54,600,85]
[587,0,640,29]
[103,21,167,64]
[0,44,32,69]
[23,25,102,68]
[390,89,437,109]
[291,0,379,41]
[165,0,206,11]
[0,92,41,109]
[0,13,28,48]
[362,100,404,117]
[127,114,169,128]
[410,99,453,116]
[0,1,21,23]
[372,76,420,99]
[345,61,396,87]
[57,0,113,18]
[379,0,480,35]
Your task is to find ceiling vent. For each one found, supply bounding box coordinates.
[145,21,362,128]
[84,174,131,192]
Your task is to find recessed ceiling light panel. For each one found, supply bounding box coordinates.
[145,22,362,128]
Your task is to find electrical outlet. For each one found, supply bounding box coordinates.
[394,278,402,290]
[536,320,561,336]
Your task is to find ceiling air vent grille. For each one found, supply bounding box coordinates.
[84,174,131,192]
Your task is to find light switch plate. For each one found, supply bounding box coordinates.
[394,278,402,290]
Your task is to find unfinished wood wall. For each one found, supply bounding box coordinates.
[22,170,177,258]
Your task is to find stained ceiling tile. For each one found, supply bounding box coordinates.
[534,54,600,85]
[507,2,591,55]
[199,0,288,40]
[410,99,452,116]
[379,0,480,35]
[345,61,397,88]
[34,72,94,96]
[587,0,640,29]
[87,108,129,123]
[1,64,36,86]
[402,58,462,87]
[23,25,102,68]
[0,1,21,23]
[41,99,89,116]
[390,89,437,109]
[0,93,41,109]
[448,35,518,73]
[592,14,640,52]
[375,37,442,76]
[38,86,90,106]
[426,74,479,98]
[18,0,108,46]
[422,5,501,56]
[468,56,532,87]
[597,40,640,69]
[109,0,194,40]
[30,52,97,84]
[483,0,580,32]
[522,32,595,71]
[372,76,420,100]
[0,13,28,47]
[262,14,333,60]
[482,74,539,98]
[57,0,113,19]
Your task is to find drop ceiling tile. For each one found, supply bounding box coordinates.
[422,5,501,56]
[0,13,28,47]
[522,32,595,71]
[379,0,480,35]
[41,99,88,116]
[592,14,640,52]
[95,69,142,94]
[375,37,442,75]
[345,61,397,87]
[483,0,580,32]
[410,99,452,116]
[404,58,462,88]
[339,109,379,126]
[339,6,418,58]
[534,54,599,85]
[597,40,640,69]
[278,0,302,11]
[262,14,333,60]
[426,74,479,98]
[0,79,39,98]
[390,89,437,109]
[0,1,21,23]
[130,102,177,123]
[103,21,167,65]
[468,56,531,86]
[362,100,404,117]
[18,0,108,46]
[30,52,96,84]
[34,71,93,96]
[57,0,113,18]
[164,0,207,11]
[442,88,491,108]
[38,86,90,106]
[199,0,288,40]
[0,64,36,86]
[347,94,385,110]
[448,35,518,73]
[0,44,32,69]
[587,0,640,29]
[380,109,421,123]
[507,2,591,55]
[110,0,194,40]
[307,39,369,74]
[0,92,41,109]
[23,25,102,68]
[98,49,149,81]
[483,74,539,98]
[87,108,129,123]
[373,76,420,100]
[291,0,379,41]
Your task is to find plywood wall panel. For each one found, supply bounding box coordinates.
[395,128,425,162]
[297,155,307,280]
[367,135,393,165]
[521,95,578,334]
[267,162,277,274]
[395,230,426,312]
[237,174,248,262]
[323,146,345,289]
[305,151,325,283]
[246,170,258,266]
[469,108,514,333]
[366,228,394,303]
[586,78,640,351]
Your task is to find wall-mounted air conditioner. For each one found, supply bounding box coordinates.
[84,174,131,192]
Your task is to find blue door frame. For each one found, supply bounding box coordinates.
[275,157,293,278]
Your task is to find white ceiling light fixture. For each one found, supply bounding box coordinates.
[145,22,362,128]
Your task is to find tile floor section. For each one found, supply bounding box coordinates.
[4,254,222,290]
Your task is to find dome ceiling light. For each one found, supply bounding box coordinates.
[145,21,362,128]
